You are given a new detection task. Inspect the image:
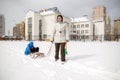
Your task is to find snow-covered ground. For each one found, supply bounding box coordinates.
[0,41,120,80]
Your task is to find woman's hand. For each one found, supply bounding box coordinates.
[51,41,53,43]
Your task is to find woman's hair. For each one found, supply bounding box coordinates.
[57,15,63,22]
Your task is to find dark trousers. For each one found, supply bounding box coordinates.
[55,43,66,61]
[30,47,39,53]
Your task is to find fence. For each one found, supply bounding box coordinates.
[70,35,120,42]
[0,35,120,42]
[0,37,23,41]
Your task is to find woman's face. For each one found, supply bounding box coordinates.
[57,16,62,22]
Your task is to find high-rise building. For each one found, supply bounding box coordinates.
[93,6,106,20]
[93,6,111,41]
[93,19,105,41]
[13,26,18,37]
[113,17,120,41]
[0,15,5,36]
[105,14,111,40]
[13,21,25,39]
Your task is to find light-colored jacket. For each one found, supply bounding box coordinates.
[51,22,69,43]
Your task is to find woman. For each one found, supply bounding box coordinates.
[51,15,69,63]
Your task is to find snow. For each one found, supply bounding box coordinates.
[0,41,120,80]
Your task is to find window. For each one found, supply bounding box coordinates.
[28,18,32,27]
[28,17,32,33]
[85,24,89,27]
[28,18,32,25]
[85,30,89,33]
[73,25,76,29]
[39,20,42,33]
[77,25,80,28]
[43,34,47,38]
[73,31,76,33]
[85,36,89,39]
[81,24,84,28]
[28,17,32,40]
[81,30,84,34]
[39,20,42,39]
[81,36,84,39]
[77,30,80,34]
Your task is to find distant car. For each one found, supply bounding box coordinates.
[2,35,9,38]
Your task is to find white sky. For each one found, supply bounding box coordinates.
[0,0,120,35]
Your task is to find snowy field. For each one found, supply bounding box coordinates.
[0,41,120,80]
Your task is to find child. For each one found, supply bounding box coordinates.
[24,41,44,59]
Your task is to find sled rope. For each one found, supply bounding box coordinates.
[47,43,53,56]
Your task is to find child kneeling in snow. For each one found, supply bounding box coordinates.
[24,41,44,59]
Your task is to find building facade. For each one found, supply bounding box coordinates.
[93,6,106,20]
[113,17,120,41]
[13,22,25,39]
[13,26,18,37]
[0,15,5,36]
[93,19,105,41]
[105,14,111,40]
[70,15,93,41]
[92,6,111,41]
[25,10,42,40]
[25,7,71,41]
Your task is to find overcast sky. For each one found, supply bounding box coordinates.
[0,0,120,35]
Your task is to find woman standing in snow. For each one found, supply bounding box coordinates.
[51,15,69,63]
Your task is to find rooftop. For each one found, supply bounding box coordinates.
[71,15,90,22]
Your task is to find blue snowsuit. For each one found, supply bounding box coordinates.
[24,41,34,55]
